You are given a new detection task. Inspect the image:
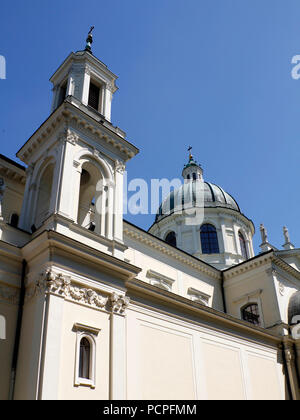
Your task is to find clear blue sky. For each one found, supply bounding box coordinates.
[1,0,300,254]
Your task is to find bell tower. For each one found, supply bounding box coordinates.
[17,30,139,258]
[50,27,117,122]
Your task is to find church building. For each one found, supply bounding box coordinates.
[1,32,300,400]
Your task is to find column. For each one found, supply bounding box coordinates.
[104,86,113,122]
[81,67,91,106]
[106,184,114,240]
[113,162,125,243]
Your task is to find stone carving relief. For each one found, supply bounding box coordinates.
[25,270,130,314]
[110,292,130,313]
[26,270,108,310]
[58,128,79,146]
[115,160,126,174]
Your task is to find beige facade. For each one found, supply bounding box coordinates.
[1,43,300,401]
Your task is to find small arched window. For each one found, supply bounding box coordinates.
[192,173,197,181]
[187,174,190,180]
[10,213,19,227]
[241,303,260,326]
[79,337,91,379]
[74,324,99,388]
[239,231,248,260]
[165,231,177,247]
[200,224,219,254]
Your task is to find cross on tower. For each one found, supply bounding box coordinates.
[85,26,95,52]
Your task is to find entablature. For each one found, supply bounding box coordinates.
[17,100,139,164]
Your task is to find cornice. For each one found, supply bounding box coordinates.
[0,159,26,185]
[49,51,118,87]
[22,229,142,282]
[150,205,255,234]
[223,251,300,283]
[126,278,281,344]
[124,221,221,280]
[223,251,274,279]
[0,239,23,262]
[16,100,139,163]
[272,255,300,282]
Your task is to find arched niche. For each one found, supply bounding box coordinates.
[77,158,114,237]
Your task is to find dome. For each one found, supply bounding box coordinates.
[155,181,240,223]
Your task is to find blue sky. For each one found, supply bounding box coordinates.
[1,0,300,253]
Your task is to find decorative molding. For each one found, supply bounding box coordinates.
[25,270,109,310]
[25,270,132,315]
[110,292,130,314]
[93,148,100,159]
[26,163,35,177]
[106,82,118,94]
[146,269,175,292]
[73,323,101,336]
[0,284,19,305]
[58,128,78,146]
[187,287,210,306]
[84,65,91,76]
[266,267,277,277]
[115,160,126,174]
[17,104,138,163]
[0,166,26,185]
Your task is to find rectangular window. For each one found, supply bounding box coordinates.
[88,82,100,111]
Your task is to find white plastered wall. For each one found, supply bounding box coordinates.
[126,304,285,400]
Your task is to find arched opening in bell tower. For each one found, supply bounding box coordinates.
[77,159,111,236]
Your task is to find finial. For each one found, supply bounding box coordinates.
[188,146,193,161]
[85,26,95,53]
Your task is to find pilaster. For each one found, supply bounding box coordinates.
[109,293,130,400]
